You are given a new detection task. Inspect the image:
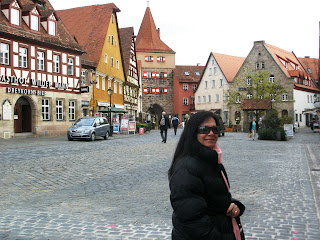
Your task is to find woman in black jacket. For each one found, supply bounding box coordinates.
[168,111,245,240]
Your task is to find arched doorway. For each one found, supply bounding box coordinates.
[14,97,32,133]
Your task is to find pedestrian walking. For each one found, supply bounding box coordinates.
[168,111,245,240]
[249,117,259,140]
[159,111,169,143]
[171,115,180,135]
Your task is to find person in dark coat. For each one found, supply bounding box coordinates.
[168,111,245,240]
[159,111,170,143]
[171,115,180,135]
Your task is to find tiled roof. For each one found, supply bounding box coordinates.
[119,27,134,77]
[265,43,305,78]
[212,53,245,82]
[0,0,83,52]
[241,99,272,110]
[136,7,174,53]
[174,65,205,83]
[299,57,320,80]
[57,3,118,65]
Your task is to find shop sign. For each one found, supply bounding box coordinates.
[91,100,97,106]
[80,86,89,93]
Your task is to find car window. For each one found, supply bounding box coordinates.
[99,118,106,125]
[74,118,94,126]
[101,118,108,125]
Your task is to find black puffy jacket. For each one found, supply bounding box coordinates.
[169,142,245,240]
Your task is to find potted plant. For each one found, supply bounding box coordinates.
[226,120,234,132]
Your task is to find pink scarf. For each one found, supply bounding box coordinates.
[213,144,241,240]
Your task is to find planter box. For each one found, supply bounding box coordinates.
[225,127,234,132]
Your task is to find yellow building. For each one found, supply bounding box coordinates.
[57,4,125,119]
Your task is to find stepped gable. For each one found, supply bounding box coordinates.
[0,0,83,52]
[57,3,118,65]
[212,53,245,82]
[119,27,134,76]
[174,65,205,83]
[136,7,174,53]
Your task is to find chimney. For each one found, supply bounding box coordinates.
[197,63,201,66]
[157,28,160,37]
[305,56,310,58]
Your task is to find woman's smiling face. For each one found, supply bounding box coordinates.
[197,117,218,149]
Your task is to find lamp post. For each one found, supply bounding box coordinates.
[139,95,142,122]
[108,88,113,135]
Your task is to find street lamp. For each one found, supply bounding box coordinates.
[108,88,113,135]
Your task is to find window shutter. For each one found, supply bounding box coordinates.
[157,56,160,62]
[164,87,168,94]
[151,56,154,62]
[156,72,160,79]
[156,87,159,94]
[144,72,147,78]
[152,72,156,79]
[164,72,167,79]
[152,87,156,94]
[163,57,166,62]
[145,56,148,62]
[144,87,148,94]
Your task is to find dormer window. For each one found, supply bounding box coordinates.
[41,13,57,36]
[31,14,39,31]
[11,7,20,26]
[48,19,56,35]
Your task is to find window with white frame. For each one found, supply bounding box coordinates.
[209,68,212,75]
[146,56,153,62]
[111,57,114,67]
[214,67,217,75]
[208,95,211,102]
[246,93,253,99]
[197,96,201,104]
[116,60,119,69]
[42,99,50,120]
[114,81,117,93]
[269,75,275,83]
[236,94,241,103]
[19,47,27,68]
[48,20,56,36]
[203,96,206,103]
[216,94,219,102]
[183,83,188,91]
[191,96,195,104]
[102,76,105,91]
[31,14,39,31]
[158,56,165,62]
[53,54,60,73]
[212,79,215,88]
[255,62,259,69]
[104,54,108,63]
[69,100,75,120]
[270,94,276,101]
[119,84,122,94]
[247,77,252,85]
[220,79,223,87]
[282,93,288,101]
[192,84,197,91]
[11,8,20,26]
[183,97,189,105]
[37,51,45,71]
[68,58,74,75]
[56,100,63,120]
[0,43,9,65]
[205,81,208,89]
[307,95,309,103]
[147,71,152,78]
[112,14,115,24]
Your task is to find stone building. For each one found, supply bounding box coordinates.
[135,6,175,120]
[0,0,84,138]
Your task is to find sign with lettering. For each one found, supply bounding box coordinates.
[284,124,294,137]
[2,99,11,120]
[80,86,89,93]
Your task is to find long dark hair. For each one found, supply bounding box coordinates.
[168,111,220,178]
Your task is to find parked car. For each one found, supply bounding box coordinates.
[67,117,110,141]
[218,116,225,137]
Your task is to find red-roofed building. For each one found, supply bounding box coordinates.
[0,0,84,138]
[136,6,175,122]
[195,52,244,124]
[173,65,204,123]
[229,41,319,130]
[57,4,126,125]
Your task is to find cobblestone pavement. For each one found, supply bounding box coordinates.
[0,127,320,240]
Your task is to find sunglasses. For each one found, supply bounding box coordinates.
[197,126,219,134]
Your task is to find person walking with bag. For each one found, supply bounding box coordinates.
[249,117,259,140]
[169,111,245,239]
[159,111,169,143]
[171,115,180,135]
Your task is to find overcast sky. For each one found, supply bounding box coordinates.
[50,0,320,66]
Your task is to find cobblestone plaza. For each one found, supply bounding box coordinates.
[0,128,320,239]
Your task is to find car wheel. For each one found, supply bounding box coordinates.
[104,131,109,140]
[68,135,73,141]
[90,133,96,141]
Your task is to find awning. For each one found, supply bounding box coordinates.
[98,107,128,113]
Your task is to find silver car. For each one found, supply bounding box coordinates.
[67,117,110,141]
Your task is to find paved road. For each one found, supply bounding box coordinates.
[0,127,320,239]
